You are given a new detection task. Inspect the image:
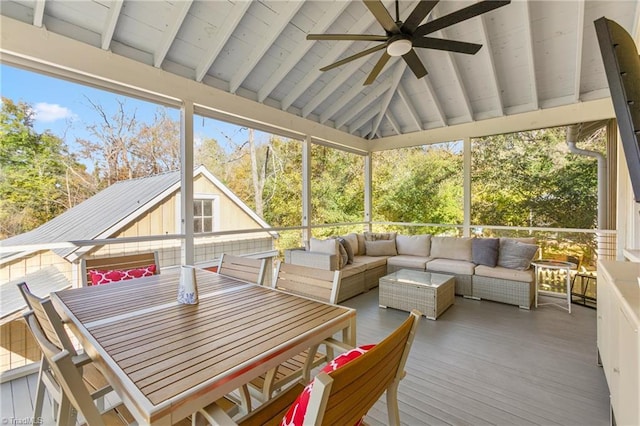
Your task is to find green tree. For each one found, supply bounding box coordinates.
[0,97,92,238]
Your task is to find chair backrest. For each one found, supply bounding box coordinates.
[272,262,342,304]
[307,310,420,425]
[17,282,76,354]
[81,251,159,286]
[217,254,267,285]
[24,310,108,426]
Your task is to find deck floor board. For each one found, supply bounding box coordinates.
[3,290,609,425]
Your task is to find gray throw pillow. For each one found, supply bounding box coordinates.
[336,237,354,264]
[498,239,539,270]
[472,238,500,267]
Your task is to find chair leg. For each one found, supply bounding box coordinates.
[239,384,252,414]
[386,380,401,426]
[261,367,278,402]
[56,396,74,426]
[33,356,47,420]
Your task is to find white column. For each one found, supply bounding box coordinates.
[302,136,312,243]
[181,100,195,265]
[463,137,471,237]
[364,154,372,232]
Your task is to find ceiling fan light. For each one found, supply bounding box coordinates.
[387,38,412,57]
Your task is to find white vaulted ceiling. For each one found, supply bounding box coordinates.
[1,0,639,151]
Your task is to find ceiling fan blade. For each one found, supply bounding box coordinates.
[364,52,391,85]
[413,37,482,54]
[414,0,511,37]
[402,49,428,79]
[319,43,387,72]
[363,0,400,34]
[402,1,439,33]
[307,34,388,42]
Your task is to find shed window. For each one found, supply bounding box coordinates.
[194,199,214,233]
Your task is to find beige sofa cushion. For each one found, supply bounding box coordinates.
[365,240,397,256]
[340,262,366,278]
[474,265,534,283]
[387,255,429,270]
[395,234,431,257]
[426,258,475,275]
[430,236,472,261]
[353,255,388,269]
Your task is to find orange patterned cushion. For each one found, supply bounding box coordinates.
[89,264,156,285]
[281,345,375,425]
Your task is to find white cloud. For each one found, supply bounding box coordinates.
[33,102,76,123]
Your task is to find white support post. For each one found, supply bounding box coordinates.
[365,154,372,232]
[181,100,195,266]
[302,135,312,244]
[463,137,471,237]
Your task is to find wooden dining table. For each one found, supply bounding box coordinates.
[51,267,357,425]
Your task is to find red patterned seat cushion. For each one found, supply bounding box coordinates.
[89,264,156,285]
[281,344,375,426]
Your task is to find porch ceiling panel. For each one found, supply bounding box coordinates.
[1,0,637,151]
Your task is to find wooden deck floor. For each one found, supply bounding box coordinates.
[1,290,609,425]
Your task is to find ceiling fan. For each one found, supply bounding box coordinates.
[307,0,511,85]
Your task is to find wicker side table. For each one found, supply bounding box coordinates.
[379,269,455,320]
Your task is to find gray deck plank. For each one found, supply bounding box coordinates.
[3,289,609,426]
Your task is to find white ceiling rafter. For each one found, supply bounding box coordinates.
[33,0,45,27]
[421,76,446,126]
[431,16,473,122]
[258,0,350,103]
[335,79,393,129]
[572,1,584,103]
[316,56,399,122]
[384,111,401,135]
[319,73,372,124]
[154,0,192,68]
[370,62,405,139]
[305,56,378,119]
[397,84,423,131]
[349,105,380,135]
[522,1,539,109]
[479,14,504,116]
[101,0,123,50]
[195,1,252,83]
[281,1,396,111]
[228,1,304,94]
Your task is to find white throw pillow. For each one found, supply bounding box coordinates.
[309,237,340,256]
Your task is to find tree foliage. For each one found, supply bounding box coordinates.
[0,97,93,237]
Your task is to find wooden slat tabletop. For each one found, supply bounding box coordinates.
[51,268,356,425]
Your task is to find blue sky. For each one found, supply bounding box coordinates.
[0,63,263,154]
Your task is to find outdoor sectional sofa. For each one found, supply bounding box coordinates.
[284,232,539,309]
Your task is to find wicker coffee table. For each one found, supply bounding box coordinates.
[379,269,455,320]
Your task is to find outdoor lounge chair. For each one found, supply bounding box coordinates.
[247,262,342,402]
[196,310,421,425]
[18,282,113,425]
[217,253,267,285]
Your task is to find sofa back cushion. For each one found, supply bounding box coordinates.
[342,234,359,258]
[364,240,397,256]
[472,238,500,267]
[364,231,397,241]
[310,237,347,268]
[395,234,431,257]
[497,239,539,270]
[430,237,472,261]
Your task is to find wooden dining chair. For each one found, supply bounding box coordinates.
[217,254,267,285]
[80,251,159,286]
[197,310,421,426]
[247,262,342,403]
[24,308,195,426]
[17,282,113,424]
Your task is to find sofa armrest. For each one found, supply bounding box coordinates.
[284,248,339,271]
